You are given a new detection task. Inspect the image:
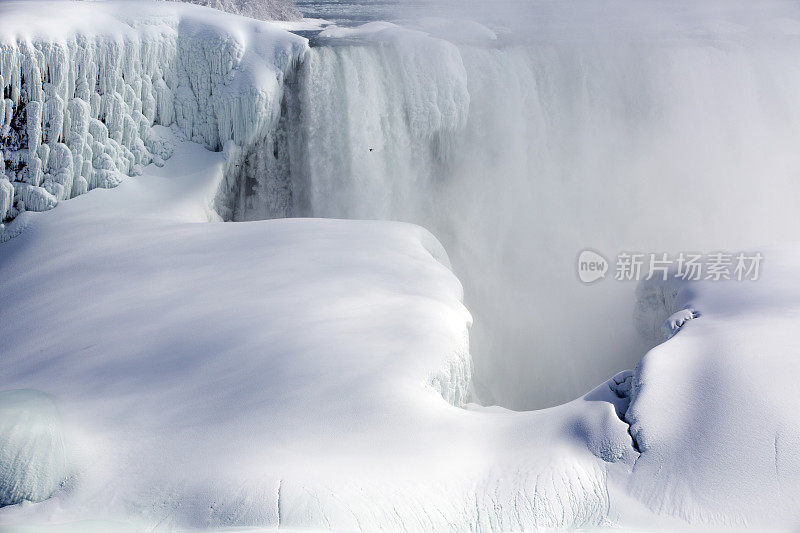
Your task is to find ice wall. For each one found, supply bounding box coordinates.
[0,1,306,228]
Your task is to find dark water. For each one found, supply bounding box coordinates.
[295,0,403,24]
[294,0,527,28]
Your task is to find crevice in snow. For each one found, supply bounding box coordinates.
[607,370,633,419]
[605,370,642,455]
[276,478,283,528]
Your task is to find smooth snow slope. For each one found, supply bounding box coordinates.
[0,131,641,531]
[625,260,800,526]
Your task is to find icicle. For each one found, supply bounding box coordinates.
[0,177,12,221]
[15,183,57,212]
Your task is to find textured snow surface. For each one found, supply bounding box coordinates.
[0,0,306,227]
[0,391,67,507]
[0,133,639,530]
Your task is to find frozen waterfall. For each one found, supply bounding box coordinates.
[227,16,800,409]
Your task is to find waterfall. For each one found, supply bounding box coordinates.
[230,14,800,409]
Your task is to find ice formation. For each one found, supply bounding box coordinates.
[0,1,305,228]
[0,390,67,507]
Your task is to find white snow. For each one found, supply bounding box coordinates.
[5,2,800,531]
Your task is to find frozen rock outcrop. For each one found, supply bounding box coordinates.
[0,390,67,507]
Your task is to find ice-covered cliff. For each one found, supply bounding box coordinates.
[0,0,305,229]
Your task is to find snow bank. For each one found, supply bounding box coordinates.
[0,0,306,226]
[624,251,800,527]
[0,132,636,531]
[0,390,67,507]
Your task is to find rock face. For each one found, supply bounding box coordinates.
[0,390,67,507]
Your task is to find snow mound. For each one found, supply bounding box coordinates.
[0,390,67,507]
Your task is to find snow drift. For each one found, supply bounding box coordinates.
[623,256,800,526]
